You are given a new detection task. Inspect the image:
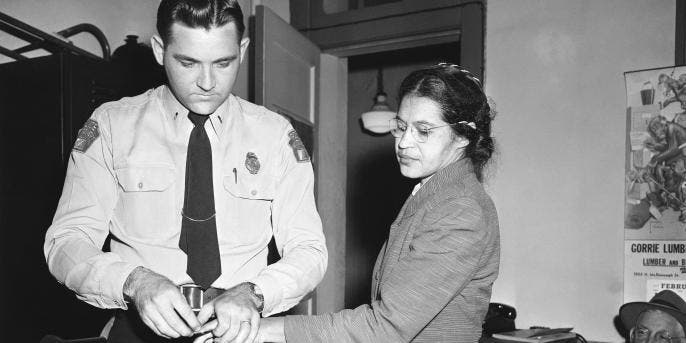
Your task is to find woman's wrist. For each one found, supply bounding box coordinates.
[259,317,286,342]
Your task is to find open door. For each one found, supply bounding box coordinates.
[254,5,348,317]
[254,5,321,316]
[254,5,319,152]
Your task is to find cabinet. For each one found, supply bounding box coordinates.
[0,53,122,342]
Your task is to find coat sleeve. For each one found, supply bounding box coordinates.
[284,196,493,342]
[248,125,327,316]
[43,110,140,309]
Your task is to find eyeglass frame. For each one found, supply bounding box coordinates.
[633,326,686,343]
[389,117,457,143]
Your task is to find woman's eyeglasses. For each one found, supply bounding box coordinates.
[389,118,455,143]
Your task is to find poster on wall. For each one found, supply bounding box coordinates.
[624,65,686,303]
[624,240,686,301]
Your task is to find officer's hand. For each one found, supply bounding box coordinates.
[196,282,260,343]
[123,266,200,338]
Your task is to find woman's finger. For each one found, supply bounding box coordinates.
[192,331,214,343]
[197,319,219,334]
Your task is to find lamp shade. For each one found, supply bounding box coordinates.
[361,92,395,134]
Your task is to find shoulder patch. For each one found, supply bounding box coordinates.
[288,130,310,163]
[73,119,100,153]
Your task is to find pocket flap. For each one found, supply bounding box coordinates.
[116,166,175,192]
[223,174,275,200]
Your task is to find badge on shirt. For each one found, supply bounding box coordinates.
[288,130,310,163]
[73,119,100,153]
[245,152,260,174]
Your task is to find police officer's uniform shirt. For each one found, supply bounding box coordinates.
[44,86,327,316]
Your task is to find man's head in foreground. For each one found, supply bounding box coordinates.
[621,290,686,343]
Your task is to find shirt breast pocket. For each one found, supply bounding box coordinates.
[114,165,177,242]
[221,174,275,246]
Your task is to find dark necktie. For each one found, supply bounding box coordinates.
[179,112,221,289]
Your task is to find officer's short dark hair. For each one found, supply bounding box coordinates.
[157,0,245,44]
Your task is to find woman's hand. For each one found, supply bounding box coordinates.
[193,320,217,343]
[196,283,261,343]
[193,317,285,343]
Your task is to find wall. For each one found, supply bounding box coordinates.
[316,54,349,314]
[486,0,675,341]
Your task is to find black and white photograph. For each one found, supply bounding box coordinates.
[0,1,684,342]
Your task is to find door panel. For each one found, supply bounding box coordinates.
[255,5,320,125]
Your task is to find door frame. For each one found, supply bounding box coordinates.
[313,1,484,315]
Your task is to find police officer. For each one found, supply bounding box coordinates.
[43,1,327,343]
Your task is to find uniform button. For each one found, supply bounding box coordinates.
[251,190,257,196]
[138,182,143,189]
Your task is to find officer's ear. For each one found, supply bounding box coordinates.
[151,35,165,66]
[238,37,249,64]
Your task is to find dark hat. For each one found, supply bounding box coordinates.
[620,290,686,330]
